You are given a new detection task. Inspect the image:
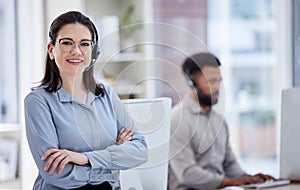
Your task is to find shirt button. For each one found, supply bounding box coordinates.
[107,176,112,180]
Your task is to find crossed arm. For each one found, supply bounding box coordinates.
[42,128,134,175]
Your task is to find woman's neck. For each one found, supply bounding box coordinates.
[61,74,88,103]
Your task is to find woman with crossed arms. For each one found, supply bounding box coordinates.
[24,11,147,190]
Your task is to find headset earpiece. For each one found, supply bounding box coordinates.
[92,44,100,60]
[187,79,195,88]
[85,21,100,71]
[91,21,100,60]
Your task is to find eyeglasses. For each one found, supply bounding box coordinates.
[58,38,94,54]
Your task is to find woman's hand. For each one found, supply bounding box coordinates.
[41,148,89,175]
[41,128,134,175]
[117,128,134,145]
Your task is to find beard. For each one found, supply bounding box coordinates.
[196,87,219,106]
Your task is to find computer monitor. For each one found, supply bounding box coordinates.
[119,97,172,190]
[279,87,300,180]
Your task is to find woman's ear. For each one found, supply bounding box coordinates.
[47,43,55,60]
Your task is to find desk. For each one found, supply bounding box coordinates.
[220,183,300,190]
[252,183,300,190]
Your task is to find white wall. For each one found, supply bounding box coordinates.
[275,0,293,176]
[18,0,86,189]
[18,0,45,188]
[45,0,85,28]
[276,0,292,89]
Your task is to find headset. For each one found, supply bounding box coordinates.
[182,53,221,88]
[187,78,195,88]
[85,21,100,71]
[183,65,197,88]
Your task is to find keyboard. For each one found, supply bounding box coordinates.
[240,179,291,189]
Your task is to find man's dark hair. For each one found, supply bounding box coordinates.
[182,52,221,78]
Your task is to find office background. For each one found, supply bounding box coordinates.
[0,0,294,189]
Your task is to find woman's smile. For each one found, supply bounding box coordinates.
[67,59,84,65]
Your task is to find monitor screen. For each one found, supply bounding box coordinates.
[120,97,172,190]
[279,87,300,180]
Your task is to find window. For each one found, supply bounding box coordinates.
[153,0,278,176]
[152,0,207,105]
[0,0,18,123]
[208,0,277,176]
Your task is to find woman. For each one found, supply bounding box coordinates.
[24,11,148,190]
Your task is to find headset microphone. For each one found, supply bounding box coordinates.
[85,57,98,71]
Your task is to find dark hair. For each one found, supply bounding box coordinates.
[35,11,105,96]
[182,52,221,78]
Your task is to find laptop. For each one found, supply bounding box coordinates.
[279,87,300,181]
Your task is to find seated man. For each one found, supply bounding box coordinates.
[168,52,274,190]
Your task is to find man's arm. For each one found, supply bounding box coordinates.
[169,116,224,189]
[220,124,276,188]
[169,143,224,189]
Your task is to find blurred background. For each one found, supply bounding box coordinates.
[0,0,297,189]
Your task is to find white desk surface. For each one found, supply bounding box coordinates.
[256,183,300,189]
[220,183,300,190]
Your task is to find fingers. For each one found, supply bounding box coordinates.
[44,151,62,174]
[256,173,276,181]
[41,148,59,161]
[117,128,134,145]
[123,128,134,141]
[118,128,125,138]
[48,152,67,175]
[57,156,70,175]
[119,128,133,139]
[251,173,275,183]
[267,175,277,181]
[241,174,262,184]
[42,148,71,175]
[42,148,60,173]
[251,175,264,183]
